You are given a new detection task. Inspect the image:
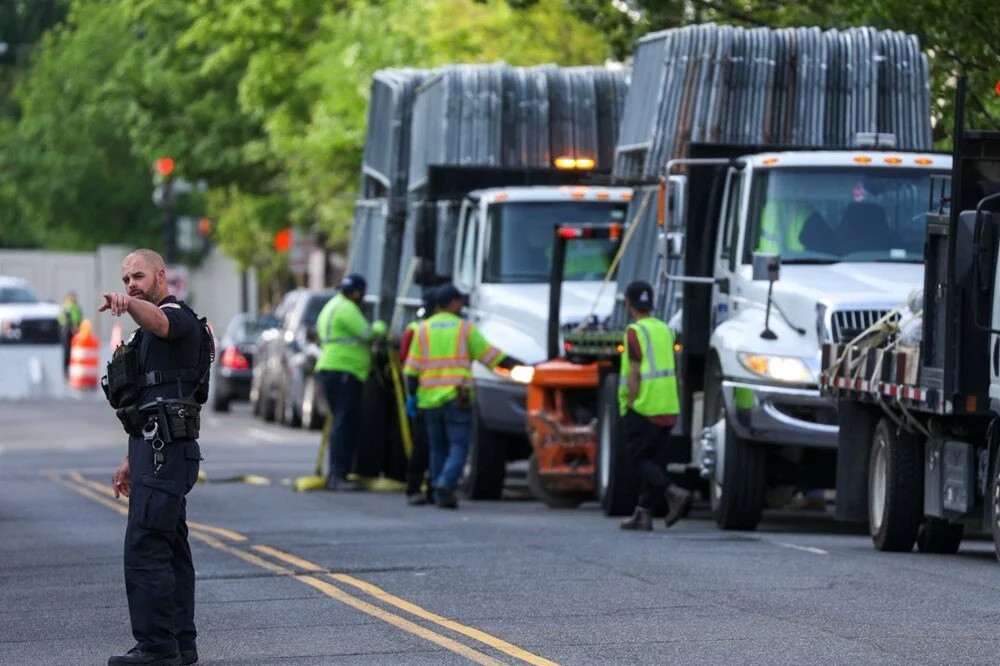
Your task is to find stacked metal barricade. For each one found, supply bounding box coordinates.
[614,24,932,181]
[608,24,934,328]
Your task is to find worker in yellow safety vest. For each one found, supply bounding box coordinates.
[314,273,386,491]
[400,287,439,506]
[618,280,692,531]
[757,200,813,254]
[403,283,523,509]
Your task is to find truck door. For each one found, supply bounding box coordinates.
[454,199,482,321]
[711,167,745,330]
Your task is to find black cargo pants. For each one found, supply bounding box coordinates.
[623,410,675,509]
[125,433,201,655]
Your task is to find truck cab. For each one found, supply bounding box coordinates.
[451,185,632,496]
[670,149,951,529]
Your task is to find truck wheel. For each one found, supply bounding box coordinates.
[462,408,506,500]
[993,449,1000,563]
[704,359,765,530]
[596,374,639,516]
[301,375,324,431]
[916,518,963,554]
[527,454,587,509]
[868,418,922,552]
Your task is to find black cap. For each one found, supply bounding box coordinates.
[435,283,464,308]
[421,287,438,310]
[341,273,367,294]
[625,280,654,312]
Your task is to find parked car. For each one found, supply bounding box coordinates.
[212,313,277,412]
[250,288,333,429]
[0,276,61,344]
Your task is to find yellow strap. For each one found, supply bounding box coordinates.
[387,348,413,459]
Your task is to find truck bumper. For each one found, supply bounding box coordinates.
[723,380,838,448]
[476,378,528,436]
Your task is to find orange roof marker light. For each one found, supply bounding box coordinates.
[884,157,903,165]
[620,191,633,201]
[494,193,509,202]
[762,157,779,165]
[853,155,873,164]
[915,157,934,166]
[554,156,596,170]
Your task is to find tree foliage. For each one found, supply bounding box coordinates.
[1,0,997,269]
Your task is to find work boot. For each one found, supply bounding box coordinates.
[434,487,459,509]
[664,484,693,527]
[180,648,198,665]
[325,476,361,492]
[108,648,181,666]
[619,506,653,531]
[407,493,430,506]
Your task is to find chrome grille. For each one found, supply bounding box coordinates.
[830,309,897,343]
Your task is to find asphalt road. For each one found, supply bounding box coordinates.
[2,397,999,666]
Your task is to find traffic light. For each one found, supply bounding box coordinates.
[155,157,174,177]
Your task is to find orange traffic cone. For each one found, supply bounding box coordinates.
[68,319,100,390]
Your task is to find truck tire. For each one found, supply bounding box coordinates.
[993,449,1000,563]
[916,518,963,554]
[528,454,587,509]
[462,408,506,500]
[704,358,765,530]
[868,418,922,552]
[596,374,639,516]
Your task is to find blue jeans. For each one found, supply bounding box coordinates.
[316,370,362,479]
[423,400,471,491]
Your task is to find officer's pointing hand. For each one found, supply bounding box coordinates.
[99,292,133,317]
[112,456,131,499]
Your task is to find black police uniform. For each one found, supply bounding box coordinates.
[122,295,202,661]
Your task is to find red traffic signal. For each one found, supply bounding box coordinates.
[155,157,174,176]
[273,227,292,252]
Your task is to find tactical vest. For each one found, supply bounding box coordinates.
[618,317,679,417]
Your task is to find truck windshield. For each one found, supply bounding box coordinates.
[0,286,40,304]
[746,167,941,263]
[483,201,628,283]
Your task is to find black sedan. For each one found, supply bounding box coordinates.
[211,313,276,412]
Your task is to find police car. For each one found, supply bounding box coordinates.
[0,276,61,344]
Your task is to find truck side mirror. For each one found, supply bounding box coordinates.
[752,252,781,282]
[659,231,684,259]
[975,210,997,292]
[658,175,686,229]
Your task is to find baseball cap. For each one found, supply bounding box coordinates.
[421,287,438,311]
[341,273,367,294]
[435,283,465,308]
[625,280,654,311]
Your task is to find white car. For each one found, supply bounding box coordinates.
[0,276,62,344]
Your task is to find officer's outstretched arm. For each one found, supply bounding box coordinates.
[128,297,170,338]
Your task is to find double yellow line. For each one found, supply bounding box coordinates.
[47,471,559,666]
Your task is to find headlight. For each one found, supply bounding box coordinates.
[737,352,812,384]
[509,365,535,384]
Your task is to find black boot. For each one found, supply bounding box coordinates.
[434,487,459,509]
[664,484,693,527]
[180,648,198,665]
[619,506,653,531]
[108,648,181,666]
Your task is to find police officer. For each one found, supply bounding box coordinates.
[618,280,692,531]
[104,249,205,666]
[401,287,438,506]
[314,274,386,491]
[403,283,522,509]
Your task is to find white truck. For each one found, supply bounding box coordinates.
[594,146,950,527]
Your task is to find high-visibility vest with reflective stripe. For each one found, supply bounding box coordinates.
[758,201,808,254]
[315,293,375,382]
[405,312,504,409]
[618,316,679,417]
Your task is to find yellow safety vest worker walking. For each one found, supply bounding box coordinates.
[403,283,521,508]
[617,280,691,532]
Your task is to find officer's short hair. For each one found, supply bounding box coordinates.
[341,273,367,295]
[625,280,654,312]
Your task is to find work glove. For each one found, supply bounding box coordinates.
[405,394,418,419]
[372,320,388,338]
